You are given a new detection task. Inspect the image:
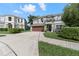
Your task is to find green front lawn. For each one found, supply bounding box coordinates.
[44,32,62,39]
[44,32,79,43]
[39,41,79,56]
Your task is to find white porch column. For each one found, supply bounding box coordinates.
[30,26,32,31]
[44,25,47,32]
[51,23,54,32]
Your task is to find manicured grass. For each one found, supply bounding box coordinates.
[39,41,79,56]
[0,35,6,37]
[0,31,9,34]
[44,32,79,43]
[44,32,62,39]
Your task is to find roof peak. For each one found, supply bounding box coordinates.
[0,14,24,19]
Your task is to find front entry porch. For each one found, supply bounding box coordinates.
[46,24,52,31]
[44,24,53,32]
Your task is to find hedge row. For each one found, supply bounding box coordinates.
[9,28,24,33]
[59,27,79,41]
[0,28,8,31]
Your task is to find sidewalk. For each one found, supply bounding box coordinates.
[39,32,79,51]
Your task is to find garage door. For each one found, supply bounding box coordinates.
[32,26,44,32]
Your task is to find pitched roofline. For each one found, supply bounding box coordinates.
[0,14,25,19]
[0,14,27,21]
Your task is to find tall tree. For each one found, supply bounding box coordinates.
[62,3,79,27]
[28,15,37,25]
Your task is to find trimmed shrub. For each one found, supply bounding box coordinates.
[59,27,79,41]
[0,28,8,31]
[9,28,24,33]
[19,28,24,31]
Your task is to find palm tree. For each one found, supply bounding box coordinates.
[28,15,37,25]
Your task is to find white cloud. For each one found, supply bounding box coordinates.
[20,4,36,13]
[13,10,23,14]
[39,3,46,11]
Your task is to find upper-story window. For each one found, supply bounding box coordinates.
[8,17,12,21]
[18,19,20,23]
[54,16,61,21]
[46,19,52,22]
[41,18,43,22]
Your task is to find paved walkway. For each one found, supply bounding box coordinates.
[0,32,39,56]
[39,32,79,51]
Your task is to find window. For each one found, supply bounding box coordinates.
[18,19,20,22]
[41,19,43,22]
[56,25,61,29]
[55,25,62,32]
[56,25,62,30]
[8,17,12,21]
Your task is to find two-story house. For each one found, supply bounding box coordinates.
[0,15,27,30]
[31,14,64,32]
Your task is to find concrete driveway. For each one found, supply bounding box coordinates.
[0,32,40,56]
[1,32,79,56]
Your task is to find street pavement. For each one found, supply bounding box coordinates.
[0,32,39,56]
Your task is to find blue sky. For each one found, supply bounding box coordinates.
[0,3,67,20]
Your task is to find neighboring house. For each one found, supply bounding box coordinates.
[31,14,64,32]
[0,15,27,30]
